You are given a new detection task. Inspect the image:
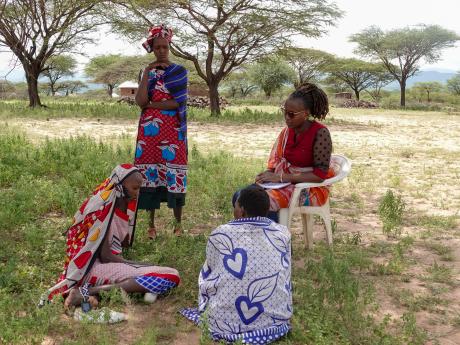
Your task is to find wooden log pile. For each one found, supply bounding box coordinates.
[188,96,229,109]
[117,96,137,105]
[116,95,231,109]
[341,99,378,108]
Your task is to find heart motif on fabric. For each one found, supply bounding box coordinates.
[235,296,264,325]
[223,248,247,280]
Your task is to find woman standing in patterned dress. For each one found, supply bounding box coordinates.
[135,24,188,239]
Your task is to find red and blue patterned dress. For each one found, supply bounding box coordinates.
[134,64,188,210]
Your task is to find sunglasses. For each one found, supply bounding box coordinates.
[280,106,306,119]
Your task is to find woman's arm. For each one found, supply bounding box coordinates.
[256,127,332,184]
[255,169,275,183]
[135,67,151,109]
[99,231,127,264]
[256,171,324,184]
[99,228,154,266]
[142,99,179,110]
[136,62,173,109]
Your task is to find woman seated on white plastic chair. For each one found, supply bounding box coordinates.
[241,83,333,223]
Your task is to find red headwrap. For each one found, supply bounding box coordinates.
[142,24,173,53]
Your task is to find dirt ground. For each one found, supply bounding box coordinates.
[4,109,460,344]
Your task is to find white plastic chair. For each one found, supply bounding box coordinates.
[278,154,351,249]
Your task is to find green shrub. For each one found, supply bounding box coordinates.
[378,190,405,237]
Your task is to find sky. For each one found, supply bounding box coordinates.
[1,0,459,81]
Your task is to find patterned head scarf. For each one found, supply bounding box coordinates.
[142,24,173,53]
[40,164,141,305]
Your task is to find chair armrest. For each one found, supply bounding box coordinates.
[293,181,330,189]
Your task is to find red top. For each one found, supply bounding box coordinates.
[284,121,330,179]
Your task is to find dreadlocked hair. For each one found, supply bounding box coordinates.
[289,83,329,120]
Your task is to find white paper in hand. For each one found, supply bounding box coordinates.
[257,182,291,189]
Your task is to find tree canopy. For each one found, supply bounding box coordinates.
[279,47,334,87]
[447,73,460,96]
[85,54,153,97]
[42,55,77,96]
[324,57,389,100]
[350,25,459,106]
[0,0,105,106]
[107,0,342,115]
[249,57,295,97]
[413,81,443,103]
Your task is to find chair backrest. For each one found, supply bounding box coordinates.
[326,154,351,185]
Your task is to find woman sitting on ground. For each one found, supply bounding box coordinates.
[253,83,333,221]
[41,164,180,310]
[181,185,292,344]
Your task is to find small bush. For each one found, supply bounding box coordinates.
[378,190,405,237]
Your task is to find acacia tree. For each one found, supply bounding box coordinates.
[42,55,77,96]
[324,57,390,100]
[0,0,105,107]
[60,80,87,95]
[107,0,341,116]
[365,69,393,102]
[249,57,295,97]
[279,47,333,87]
[323,75,350,93]
[447,73,460,96]
[350,25,459,107]
[223,67,257,98]
[413,82,442,103]
[85,55,125,97]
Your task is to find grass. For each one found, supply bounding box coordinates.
[0,128,431,344]
[389,288,447,313]
[422,241,454,261]
[424,262,453,285]
[2,99,459,344]
[0,99,381,127]
[409,215,458,231]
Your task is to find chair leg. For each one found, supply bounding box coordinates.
[320,205,333,246]
[279,209,289,227]
[301,213,314,250]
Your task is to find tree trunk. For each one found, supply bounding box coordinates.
[427,91,431,103]
[208,81,221,116]
[353,89,360,101]
[107,84,114,97]
[25,68,42,107]
[400,79,406,107]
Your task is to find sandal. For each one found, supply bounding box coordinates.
[148,227,157,240]
[173,226,182,237]
[64,284,97,316]
[79,284,92,313]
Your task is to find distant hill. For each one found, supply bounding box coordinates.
[385,69,456,90]
[0,69,105,91]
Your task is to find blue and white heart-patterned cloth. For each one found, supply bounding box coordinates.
[181,217,292,344]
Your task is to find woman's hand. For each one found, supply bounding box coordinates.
[255,171,281,183]
[145,61,170,72]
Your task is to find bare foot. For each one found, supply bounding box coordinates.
[173,226,182,236]
[148,227,157,240]
[64,288,98,312]
[64,288,83,313]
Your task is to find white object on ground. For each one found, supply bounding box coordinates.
[144,292,158,303]
[73,307,127,324]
